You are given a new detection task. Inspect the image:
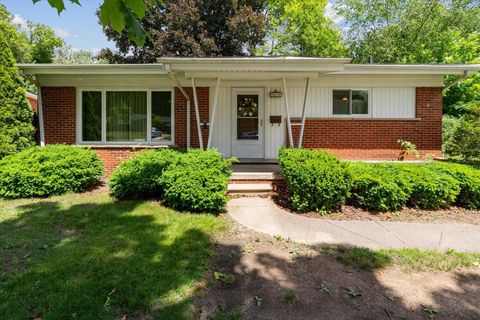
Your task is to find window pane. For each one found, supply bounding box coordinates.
[106,91,147,142]
[151,91,172,142]
[352,90,368,114]
[333,90,350,115]
[82,91,102,141]
[237,94,258,140]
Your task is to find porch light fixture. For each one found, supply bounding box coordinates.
[269,89,283,98]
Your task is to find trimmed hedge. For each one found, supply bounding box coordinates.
[278,147,352,212]
[399,165,460,209]
[426,162,480,209]
[160,149,234,213]
[0,145,103,198]
[109,148,182,199]
[109,148,234,213]
[349,163,410,212]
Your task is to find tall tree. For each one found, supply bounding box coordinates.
[0,4,64,63]
[261,0,346,57]
[99,0,267,62]
[0,33,35,158]
[336,0,480,114]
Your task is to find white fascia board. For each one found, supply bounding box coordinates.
[183,71,320,80]
[332,64,480,75]
[17,64,168,75]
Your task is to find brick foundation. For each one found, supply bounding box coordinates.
[287,87,443,160]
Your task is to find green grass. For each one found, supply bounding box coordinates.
[0,192,225,319]
[326,246,480,272]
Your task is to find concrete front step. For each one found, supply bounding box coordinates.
[230,171,283,181]
[227,183,273,195]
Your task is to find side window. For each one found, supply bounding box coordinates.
[332,89,368,115]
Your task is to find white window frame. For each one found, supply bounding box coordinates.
[330,88,371,118]
[76,88,175,146]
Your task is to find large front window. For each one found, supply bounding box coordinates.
[80,90,173,144]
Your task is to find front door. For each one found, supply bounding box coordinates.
[232,88,264,159]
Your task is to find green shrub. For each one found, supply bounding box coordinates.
[278,147,352,212]
[349,163,410,212]
[0,145,103,198]
[399,164,460,209]
[0,33,35,158]
[444,102,480,160]
[160,149,234,212]
[426,162,480,209]
[109,148,182,199]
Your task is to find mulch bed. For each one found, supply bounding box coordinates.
[272,184,480,225]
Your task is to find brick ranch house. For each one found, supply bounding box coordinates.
[18,57,480,175]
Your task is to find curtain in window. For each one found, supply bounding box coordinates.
[106,91,147,142]
[151,91,172,142]
[82,91,102,141]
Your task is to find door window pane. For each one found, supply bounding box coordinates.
[106,91,147,142]
[352,90,368,114]
[333,90,350,115]
[151,91,172,142]
[82,91,102,141]
[237,94,259,140]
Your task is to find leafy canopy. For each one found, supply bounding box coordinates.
[1,4,63,63]
[33,0,150,46]
[99,0,267,63]
[261,0,346,57]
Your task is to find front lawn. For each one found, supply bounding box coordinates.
[0,192,225,319]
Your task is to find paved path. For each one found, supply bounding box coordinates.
[228,197,480,252]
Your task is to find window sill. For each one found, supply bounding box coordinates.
[290,117,421,122]
[76,143,173,149]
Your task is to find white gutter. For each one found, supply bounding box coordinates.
[37,87,45,147]
[167,69,191,149]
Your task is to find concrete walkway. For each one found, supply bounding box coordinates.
[228,197,480,252]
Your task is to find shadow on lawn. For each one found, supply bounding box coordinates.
[201,240,480,320]
[0,199,214,319]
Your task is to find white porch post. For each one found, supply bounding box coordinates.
[282,77,294,148]
[298,77,310,148]
[191,77,204,150]
[37,86,45,147]
[207,77,221,149]
[168,73,191,148]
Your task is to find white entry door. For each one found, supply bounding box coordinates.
[231,88,264,159]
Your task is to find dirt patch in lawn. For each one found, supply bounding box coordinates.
[196,216,480,320]
[273,185,480,225]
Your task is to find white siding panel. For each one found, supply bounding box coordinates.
[265,86,286,159]
[372,87,415,118]
[209,86,231,157]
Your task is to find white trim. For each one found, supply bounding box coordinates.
[37,87,45,147]
[330,88,372,118]
[283,78,294,147]
[191,78,204,150]
[77,87,175,146]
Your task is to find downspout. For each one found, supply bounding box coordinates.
[20,71,45,147]
[167,67,191,148]
[443,70,469,92]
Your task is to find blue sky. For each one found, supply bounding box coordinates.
[2,0,341,53]
[2,0,113,52]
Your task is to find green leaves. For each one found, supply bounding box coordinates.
[33,0,149,46]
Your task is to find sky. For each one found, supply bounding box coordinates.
[1,0,341,54]
[1,0,113,53]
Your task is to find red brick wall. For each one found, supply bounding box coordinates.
[93,147,156,176]
[287,87,443,160]
[174,87,209,148]
[41,87,76,144]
